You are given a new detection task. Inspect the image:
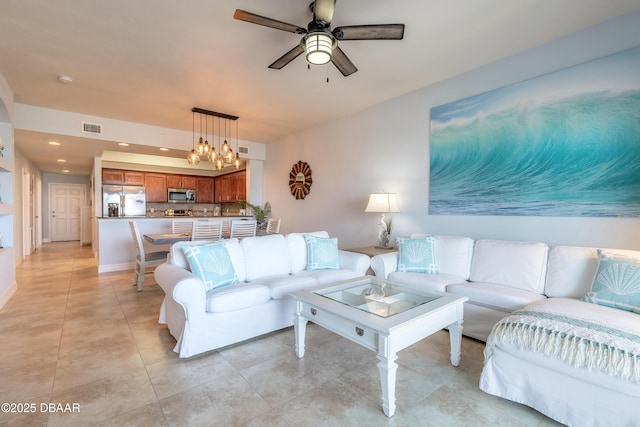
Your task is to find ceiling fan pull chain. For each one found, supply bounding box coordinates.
[326,64,330,83]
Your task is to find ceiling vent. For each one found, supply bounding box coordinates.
[82,121,103,135]
[239,146,249,154]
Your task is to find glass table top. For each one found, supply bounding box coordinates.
[314,278,441,318]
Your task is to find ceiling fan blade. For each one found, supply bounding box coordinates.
[333,24,405,40]
[331,46,358,77]
[313,0,336,25]
[233,9,307,34]
[269,45,305,69]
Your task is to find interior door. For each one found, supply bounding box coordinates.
[51,183,85,242]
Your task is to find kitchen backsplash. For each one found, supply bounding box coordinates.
[146,202,247,217]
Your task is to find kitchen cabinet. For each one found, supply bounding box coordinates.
[196,177,214,203]
[124,171,145,186]
[145,173,167,202]
[182,176,197,189]
[102,169,125,184]
[214,171,246,203]
[167,174,197,189]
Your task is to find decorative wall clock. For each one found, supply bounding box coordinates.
[289,161,312,199]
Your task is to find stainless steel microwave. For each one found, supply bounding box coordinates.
[167,188,195,203]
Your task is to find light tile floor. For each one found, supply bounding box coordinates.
[0,242,563,426]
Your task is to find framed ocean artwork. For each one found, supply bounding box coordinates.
[429,47,640,217]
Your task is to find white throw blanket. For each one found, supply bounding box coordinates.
[484,298,640,383]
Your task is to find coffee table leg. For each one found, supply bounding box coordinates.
[377,339,398,417]
[294,304,308,358]
[448,320,463,367]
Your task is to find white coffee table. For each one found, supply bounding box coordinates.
[291,277,468,417]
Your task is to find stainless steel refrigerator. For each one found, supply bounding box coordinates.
[102,185,146,217]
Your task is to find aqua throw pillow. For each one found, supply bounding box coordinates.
[305,234,340,271]
[182,243,239,292]
[396,237,438,274]
[583,249,640,314]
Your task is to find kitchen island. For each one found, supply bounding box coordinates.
[96,216,252,273]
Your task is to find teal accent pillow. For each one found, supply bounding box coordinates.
[396,237,438,274]
[583,249,640,314]
[305,234,340,271]
[182,243,239,292]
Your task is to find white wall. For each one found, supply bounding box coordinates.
[13,148,42,261]
[264,10,640,250]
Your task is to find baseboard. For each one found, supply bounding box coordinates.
[0,281,17,310]
[43,238,51,243]
[98,262,135,273]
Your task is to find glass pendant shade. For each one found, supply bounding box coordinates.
[187,149,200,165]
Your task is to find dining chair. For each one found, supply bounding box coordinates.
[230,219,257,239]
[266,218,281,234]
[172,218,194,234]
[191,221,223,241]
[129,221,169,291]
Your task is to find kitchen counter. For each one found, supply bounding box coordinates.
[96,216,254,272]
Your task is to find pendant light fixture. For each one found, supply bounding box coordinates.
[187,110,200,165]
[189,107,240,169]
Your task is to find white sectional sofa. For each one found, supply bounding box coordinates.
[371,236,640,426]
[154,232,370,358]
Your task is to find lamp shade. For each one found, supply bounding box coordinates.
[365,193,400,213]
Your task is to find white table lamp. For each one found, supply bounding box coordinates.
[365,192,400,249]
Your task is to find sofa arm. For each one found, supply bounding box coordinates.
[370,252,399,278]
[338,250,371,276]
[154,263,207,322]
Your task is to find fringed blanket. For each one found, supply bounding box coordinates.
[484,298,640,384]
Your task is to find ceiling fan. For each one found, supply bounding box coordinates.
[233,0,405,77]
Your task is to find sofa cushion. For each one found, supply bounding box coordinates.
[397,237,438,274]
[388,272,466,293]
[182,243,240,292]
[205,283,271,313]
[287,231,330,273]
[250,274,318,299]
[545,246,598,298]
[171,239,246,282]
[243,234,291,281]
[470,240,549,294]
[411,234,474,279]
[583,249,640,314]
[305,235,340,271]
[447,282,547,312]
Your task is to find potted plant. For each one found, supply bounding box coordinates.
[247,201,271,230]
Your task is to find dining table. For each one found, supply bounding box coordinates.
[143,230,270,245]
[143,233,192,245]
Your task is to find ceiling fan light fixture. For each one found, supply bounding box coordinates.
[305,32,333,65]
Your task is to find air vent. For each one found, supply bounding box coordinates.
[239,146,249,154]
[82,122,103,135]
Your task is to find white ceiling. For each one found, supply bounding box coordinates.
[1,0,639,175]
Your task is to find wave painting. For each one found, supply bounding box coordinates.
[429,47,640,217]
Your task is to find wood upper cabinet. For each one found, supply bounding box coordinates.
[166,175,182,189]
[196,177,214,203]
[167,174,198,189]
[214,171,246,203]
[124,171,145,186]
[214,175,229,203]
[230,171,246,202]
[145,173,167,202]
[102,169,125,184]
[182,176,197,189]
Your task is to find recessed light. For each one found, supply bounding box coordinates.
[57,75,73,84]
[118,142,129,146]
[159,148,169,151]
[57,159,66,163]
[62,169,70,173]
[48,141,60,146]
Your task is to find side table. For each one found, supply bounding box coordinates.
[343,245,396,275]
